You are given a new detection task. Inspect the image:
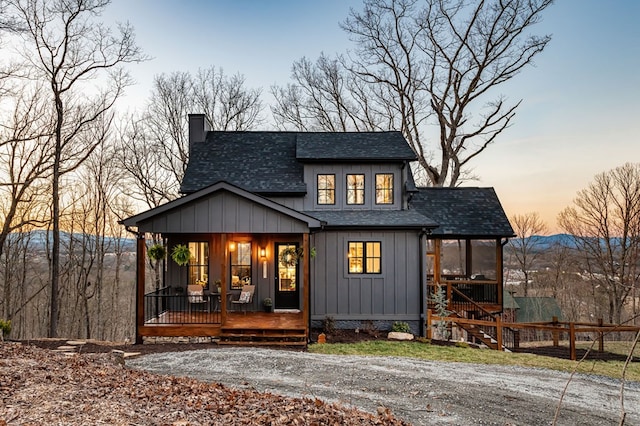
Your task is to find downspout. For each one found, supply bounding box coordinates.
[419,227,429,337]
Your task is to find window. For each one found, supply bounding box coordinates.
[230,241,251,289]
[348,241,381,274]
[188,242,209,289]
[317,174,335,205]
[346,174,365,205]
[375,173,394,204]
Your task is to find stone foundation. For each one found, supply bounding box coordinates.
[311,319,421,336]
[142,336,218,345]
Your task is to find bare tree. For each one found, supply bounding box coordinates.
[271,54,388,132]
[139,67,264,193]
[274,0,552,186]
[7,0,146,337]
[509,212,548,296]
[558,163,640,324]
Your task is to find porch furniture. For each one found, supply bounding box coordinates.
[231,284,255,314]
[187,285,209,313]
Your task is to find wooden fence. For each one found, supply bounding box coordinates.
[426,310,640,360]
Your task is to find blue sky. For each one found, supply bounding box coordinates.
[106,0,640,233]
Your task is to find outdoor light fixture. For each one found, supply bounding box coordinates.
[260,247,268,278]
[229,241,236,252]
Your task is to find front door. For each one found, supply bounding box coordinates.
[274,243,300,310]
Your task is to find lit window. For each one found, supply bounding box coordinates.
[188,242,209,289]
[375,173,393,204]
[346,174,365,205]
[317,174,335,205]
[230,242,251,289]
[348,241,381,274]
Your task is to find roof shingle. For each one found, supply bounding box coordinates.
[410,187,514,237]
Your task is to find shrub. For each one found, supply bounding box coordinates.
[391,321,411,333]
[322,316,335,334]
[0,319,11,340]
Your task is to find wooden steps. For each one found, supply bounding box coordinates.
[219,327,307,347]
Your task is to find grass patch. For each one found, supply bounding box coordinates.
[308,340,640,382]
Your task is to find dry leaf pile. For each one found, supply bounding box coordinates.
[0,343,408,425]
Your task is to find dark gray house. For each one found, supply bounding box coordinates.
[122,114,514,345]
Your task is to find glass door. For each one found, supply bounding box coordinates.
[274,243,300,310]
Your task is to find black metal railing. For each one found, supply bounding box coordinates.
[144,287,221,325]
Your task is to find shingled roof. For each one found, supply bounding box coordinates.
[181,132,305,194]
[304,210,437,229]
[181,131,416,194]
[410,187,514,237]
[296,132,416,162]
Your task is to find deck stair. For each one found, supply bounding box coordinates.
[448,311,500,350]
[219,326,307,347]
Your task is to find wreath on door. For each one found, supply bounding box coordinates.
[279,247,301,268]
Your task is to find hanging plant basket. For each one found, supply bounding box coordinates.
[279,247,301,268]
[171,244,191,266]
[147,244,167,261]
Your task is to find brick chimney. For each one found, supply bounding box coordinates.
[188,114,211,151]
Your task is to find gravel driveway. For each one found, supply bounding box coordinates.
[128,347,640,425]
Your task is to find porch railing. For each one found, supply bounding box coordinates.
[144,286,221,325]
[427,280,498,307]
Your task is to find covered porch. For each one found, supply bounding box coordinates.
[122,182,323,346]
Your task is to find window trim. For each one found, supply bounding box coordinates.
[346,174,365,205]
[375,173,394,205]
[317,174,336,205]
[347,241,382,274]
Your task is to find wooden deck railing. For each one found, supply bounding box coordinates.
[426,311,640,360]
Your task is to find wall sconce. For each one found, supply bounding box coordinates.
[229,241,236,252]
[260,247,268,278]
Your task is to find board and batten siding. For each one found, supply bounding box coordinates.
[311,230,422,321]
[137,191,310,234]
[302,164,404,211]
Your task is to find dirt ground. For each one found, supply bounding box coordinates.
[15,336,640,425]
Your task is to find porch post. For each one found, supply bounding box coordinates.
[135,232,146,345]
[221,233,228,324]
[303,233,310,340]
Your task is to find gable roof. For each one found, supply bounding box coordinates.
[122,181,324,231]
[181,131,416,194]
[513,297,563,323]
[295,132,416,162]
[410,187,515,238]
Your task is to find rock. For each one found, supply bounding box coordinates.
[111,349,125,366]
[387,332,414,341]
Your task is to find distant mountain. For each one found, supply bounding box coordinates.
[506,234,578,251]
[6,230,136,253]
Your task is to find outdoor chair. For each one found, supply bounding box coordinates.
[231,284,255,314]
[187,284,208,314]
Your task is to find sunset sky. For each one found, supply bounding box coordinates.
[105,0,640,233]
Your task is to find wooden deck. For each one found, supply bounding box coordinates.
[141,311,307,346]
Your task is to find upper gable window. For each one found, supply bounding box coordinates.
[375,173,394,204]
[346,174,365,205]
[317,174,335,205]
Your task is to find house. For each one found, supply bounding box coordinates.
[122,114,514,346]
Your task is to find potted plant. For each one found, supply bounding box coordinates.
[262,297,273,312]
[171,244,191,266]
[147,244,167,262]
[215,279,222,294]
